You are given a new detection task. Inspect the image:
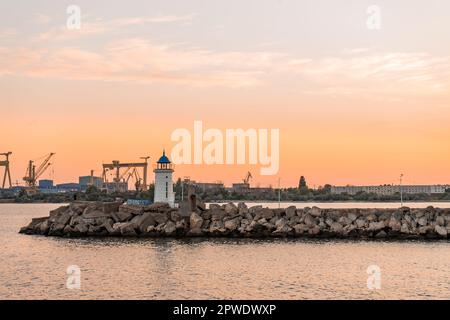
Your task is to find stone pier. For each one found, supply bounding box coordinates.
[19,201,450,239]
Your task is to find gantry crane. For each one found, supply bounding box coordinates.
[102,156,149,192]
[23,153,55,191]
[0,152,12,189]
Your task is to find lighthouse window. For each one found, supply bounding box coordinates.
[165,182,168,198]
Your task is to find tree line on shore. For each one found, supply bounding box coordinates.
[1,176,450,203]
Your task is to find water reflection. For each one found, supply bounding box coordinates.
[1,204,450,299]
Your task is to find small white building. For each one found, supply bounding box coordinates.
[153,150,175,207]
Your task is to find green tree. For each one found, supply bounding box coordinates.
[298,176,307,189]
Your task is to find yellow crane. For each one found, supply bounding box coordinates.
[0,152,12,189]
[23,153,55,192]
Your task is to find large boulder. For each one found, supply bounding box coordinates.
[69,202,88,215]
[111,211,133,223]
[163,221,177,235]
[368,221,385,232]
[209,220,225,233]
[249,205,263,214]
[190,212,203,230]
[144,203,171,212]
[102,202,121,214]
[435,216,445,227]
[309,207,322,217]
[260,208,274,220]
[19,217,48,234]
[285,206,296,218]
[303,214,316,227]
[237,202,248,214]
[224,203,238,215]
[119,205,144,215]
[210,209,225,221]
[224,218,240,231]
[135,212,156,232]
[330,222,343,233]
[113,222,137,236]
[435,225,447,237]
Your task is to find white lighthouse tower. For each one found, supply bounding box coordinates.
[153,150,175,207]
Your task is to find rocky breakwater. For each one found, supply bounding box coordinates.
[19,201,450,239]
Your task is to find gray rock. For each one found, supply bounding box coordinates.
[69,202,88,215]
[330,222,343,233]
[436,216,445,226]
[164,221,176,235]
[249,205,263,214]
[375,230,387,238]
[82,210,111,219]
[224,203,238,215]
[418,217,428,226]
[224,218,240,231]
[309,206,322,217]
[111,211,133,223]
[304,214,316,227]
[102,202,121,214]
[355,219,367,228]
[119,205,144,215]
[73,222,88,234]
[388,218,401,231]
[113,222,137,236]
[309,226,320,235]
[237,202,248,214]
[261,208,274,220]
[208,204,221,210]
[190,212,203,230]
[368,221,385,231]
[347,212,358,222]
[211,209,225,221]
[435,225,447,237]
[285,206,296,218]
[209,220,225,233]
[153,212,169,225]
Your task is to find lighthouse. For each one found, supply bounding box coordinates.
[153,150,175,207]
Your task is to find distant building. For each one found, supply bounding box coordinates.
[79,175,103,191]
[193,182,224,192]
[56,183,80,191]
[331,185,450,195]
[232,183,250,193]
[38,179,54,189]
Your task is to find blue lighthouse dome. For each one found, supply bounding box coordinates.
[157,150,171,164]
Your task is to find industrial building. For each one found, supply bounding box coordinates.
[79,175,103,191]
[331,185,450,195]
[38,179,54,189]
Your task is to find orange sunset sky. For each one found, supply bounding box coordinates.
[1,0,450,188]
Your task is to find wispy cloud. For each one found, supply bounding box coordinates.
[0,28,18,39]
[36,13,196,41]
[33,13,52,24]
[1,37,449,91]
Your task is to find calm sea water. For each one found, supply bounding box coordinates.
[1,203,450,300]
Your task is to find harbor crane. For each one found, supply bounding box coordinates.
[0,152,12,189]
[23,153,55,189]
[243,171,253,185]
[102,156,149,192]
